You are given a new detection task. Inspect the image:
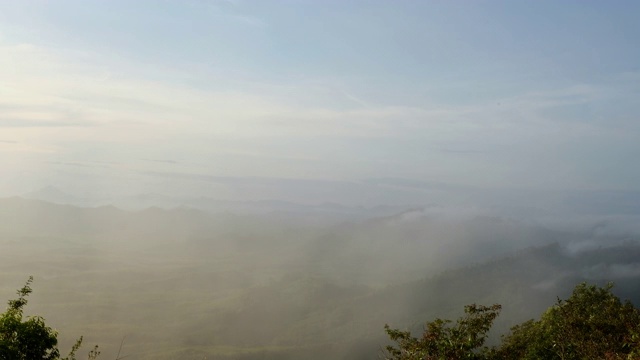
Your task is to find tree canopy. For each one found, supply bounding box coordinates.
[383,283,640,360]
[0,277,99,360]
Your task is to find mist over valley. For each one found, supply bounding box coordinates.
[2,187,640,359]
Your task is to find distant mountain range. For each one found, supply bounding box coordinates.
[18,183,640,235]
[20,185,419,222]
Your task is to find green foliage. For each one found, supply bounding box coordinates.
[0,277,99,360]
[384,283,640,360]
[495,282,640,360]
[383,304,501,359]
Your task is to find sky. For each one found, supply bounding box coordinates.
[0,0,639,204]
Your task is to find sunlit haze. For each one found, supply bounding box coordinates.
[1,1,639,205]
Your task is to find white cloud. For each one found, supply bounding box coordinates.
[2,40,629,144]
[0,41,461,145]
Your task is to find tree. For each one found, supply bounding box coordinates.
[495,283,640,360]
[383,304,501,359]
[0,277,99,360]
[382,282,640,360]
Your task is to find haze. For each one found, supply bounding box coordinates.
[1,1,640,360]
[1,1,639,203]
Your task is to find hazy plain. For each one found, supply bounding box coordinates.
[2,190,640,359]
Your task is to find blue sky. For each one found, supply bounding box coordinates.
[0,1,639,203]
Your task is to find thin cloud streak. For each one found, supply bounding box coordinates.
[0,120,95,128]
